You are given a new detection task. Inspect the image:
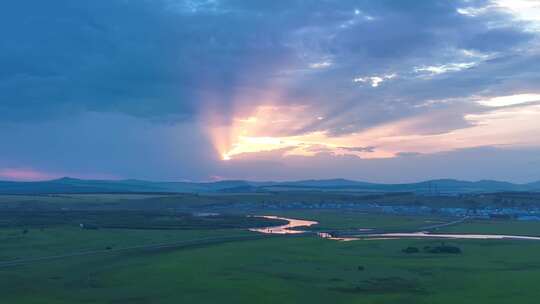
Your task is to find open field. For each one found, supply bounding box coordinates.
[0,227,256,262]
[255,209,451,231]
[436,218,540,236]
[2,191,540,210]
[3,232,540,303]
[2,193,540,303]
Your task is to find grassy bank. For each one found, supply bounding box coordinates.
[2,233,540,303]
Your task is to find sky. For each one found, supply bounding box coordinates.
[1,0,540,183]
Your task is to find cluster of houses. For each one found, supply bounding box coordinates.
[205,200,540,221]
[379,205,540,220]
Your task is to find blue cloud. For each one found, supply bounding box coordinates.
[1,0,540,181]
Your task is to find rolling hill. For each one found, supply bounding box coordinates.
[0,177,539,195]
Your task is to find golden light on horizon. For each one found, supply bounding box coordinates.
[207,103,393,161]
[210,102,540,162]
[204,85,540,163]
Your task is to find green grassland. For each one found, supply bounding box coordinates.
[257,209,449,231]
[3,233,540,303]
[3,191,538,210]
[0,227,254,261]
[2,193,540,303]
[436,218,540,236]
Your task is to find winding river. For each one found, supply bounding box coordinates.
[339,232,540,241]
[249,215,318,234]
[250,215,540,241]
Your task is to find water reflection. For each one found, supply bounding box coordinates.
[319,231,540,241]
[359,232,540,241]
[250,215,540,241]
[249,215,318,234]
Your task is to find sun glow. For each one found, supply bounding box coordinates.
[205,88,540,162]
[207,103,391,161]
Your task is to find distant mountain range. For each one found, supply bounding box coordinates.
[0,177,539,195]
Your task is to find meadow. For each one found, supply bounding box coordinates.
[3,229,540,303]
[2,194,540,303]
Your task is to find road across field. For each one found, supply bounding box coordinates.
[0,233,284,268]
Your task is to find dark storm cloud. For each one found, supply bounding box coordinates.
[2,0,538,129]
[0,0,295,122]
